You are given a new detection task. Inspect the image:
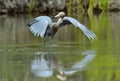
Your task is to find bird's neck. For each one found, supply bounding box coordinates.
[55,18,63,27]
[51,17,63,28]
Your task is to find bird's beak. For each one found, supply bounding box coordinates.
[54,14,59,18]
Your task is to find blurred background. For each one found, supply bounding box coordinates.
[0,0,119,14]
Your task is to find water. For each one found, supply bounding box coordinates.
[0,12,120,81]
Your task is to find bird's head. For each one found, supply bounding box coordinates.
[55,12,65,18]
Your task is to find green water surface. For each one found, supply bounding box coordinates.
[0,12,120,81]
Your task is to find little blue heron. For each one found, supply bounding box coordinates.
[27,12,96,45]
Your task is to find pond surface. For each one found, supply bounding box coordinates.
[0,12,120,81]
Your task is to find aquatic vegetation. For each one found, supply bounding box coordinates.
[99,0,108,11]
[66,0,109,15]
[28,0,35,13]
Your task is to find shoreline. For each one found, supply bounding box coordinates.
[0,0,120,15]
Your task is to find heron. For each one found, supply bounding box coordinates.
[27,12,96,46]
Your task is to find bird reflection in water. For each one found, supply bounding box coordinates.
[31,50,96,81]
[31,52,66,80]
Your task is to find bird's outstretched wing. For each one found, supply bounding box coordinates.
[27,16,52,38]
[59,17,96,41]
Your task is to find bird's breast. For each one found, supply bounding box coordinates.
[52,27,58,34]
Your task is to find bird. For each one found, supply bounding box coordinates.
[26,12,96,46]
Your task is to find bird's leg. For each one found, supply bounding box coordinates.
[43,37,46,47]
[50,36,53,47]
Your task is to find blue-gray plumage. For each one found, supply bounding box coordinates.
[27,12,96,43]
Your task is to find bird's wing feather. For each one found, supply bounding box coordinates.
[60,17,96,41]
[27,16,52,38]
